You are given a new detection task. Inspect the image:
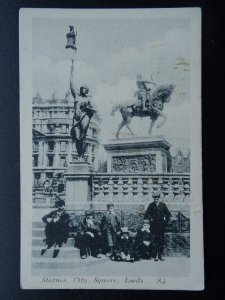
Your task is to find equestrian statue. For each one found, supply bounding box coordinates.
[111,74,175,138]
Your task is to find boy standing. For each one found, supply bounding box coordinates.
[100,204,121,257]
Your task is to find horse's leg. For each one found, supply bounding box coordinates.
[115,120,127,139]
[148,117,157,135]
[153,108,167,128]
[126,115,135,136]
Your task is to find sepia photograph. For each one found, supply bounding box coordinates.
[20,8,203,289]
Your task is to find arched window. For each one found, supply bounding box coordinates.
[177,153,182,165]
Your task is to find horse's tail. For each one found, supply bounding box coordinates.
[111,104,122,116]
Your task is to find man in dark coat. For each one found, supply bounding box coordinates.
[133,219,154,261]
[41,199,70,258]
[77,210,102,259]
[100,204,121,257]
[144,191,171,261]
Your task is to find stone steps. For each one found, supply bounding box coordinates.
[32,221,79,259]
[32,228,45,237]
[32,237,75,247]
[32,246,80,259]
[32,221,45,228]
[31,255,108,271]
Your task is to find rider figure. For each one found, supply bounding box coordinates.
[135,74,152,111]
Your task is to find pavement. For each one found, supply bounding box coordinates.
[32,255,190,277]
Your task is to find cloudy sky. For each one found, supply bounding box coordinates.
[32,16,190,152]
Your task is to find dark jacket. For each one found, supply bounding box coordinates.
[42,209,70,245]
[79,217,101,237]
[144,202,171,232]
[135,228,153,246]
[42,209,70,226]
[100,213,120,233]
[118,235,134,255]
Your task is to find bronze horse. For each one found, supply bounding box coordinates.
[111,84,175,138]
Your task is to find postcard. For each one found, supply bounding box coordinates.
[20,8,203,289]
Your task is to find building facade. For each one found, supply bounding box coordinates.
[171,147,190,173]
[32,92,100,192]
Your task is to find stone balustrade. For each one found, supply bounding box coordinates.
[33,196,57,208]
[91,173,190,202]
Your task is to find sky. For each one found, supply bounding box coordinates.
[32,17,190,153]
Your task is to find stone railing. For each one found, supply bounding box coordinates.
[91,173,190,202]
[33,196,57,208]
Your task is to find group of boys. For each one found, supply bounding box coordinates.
[41,191,171,261]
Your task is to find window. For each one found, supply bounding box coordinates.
[93,128,97,137]
[177,153,182,165]
[33,155,38,167]
[72,155,77,163]
[60,156,67,167]
[48,141,55,151]
[48,155,54,167]
[33,142,39,152]
[61,124,69,133]
[34,173,40,187]
[47,124,54,133]
[60,141,67,152]
[72,142,78,152]
[61,125,66,133]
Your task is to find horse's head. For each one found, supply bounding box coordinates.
[152,84,175,103]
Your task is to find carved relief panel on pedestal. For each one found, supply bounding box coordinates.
[112,154,156,173]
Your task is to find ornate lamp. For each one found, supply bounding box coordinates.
[65,25,77,51]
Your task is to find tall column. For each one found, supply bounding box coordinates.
[55,140,60,167]
[43,141,48,167]
[38,140,43,166]
[67,140,73,164]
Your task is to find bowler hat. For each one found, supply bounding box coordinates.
[85,210,94,217]
[152,191,161,198]
[56,199,65,207]
[107,203,114,209]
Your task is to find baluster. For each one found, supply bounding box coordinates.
[162,183,170,202]
[137,178,143,201]
[113,179,119,201]
[98,179,104,201]
[183,183,190,202]
[93,181,100,201]
[172,177,180,201]
[103,179,109,197]
[108,177,114,202]
[142,177,149,201]
[122,177,129,200]
[127,177,133,200]
[118,177,123,201]
[132,177,138,202]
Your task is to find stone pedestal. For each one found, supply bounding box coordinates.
[64,161,91,210]
[103,136,171,174]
